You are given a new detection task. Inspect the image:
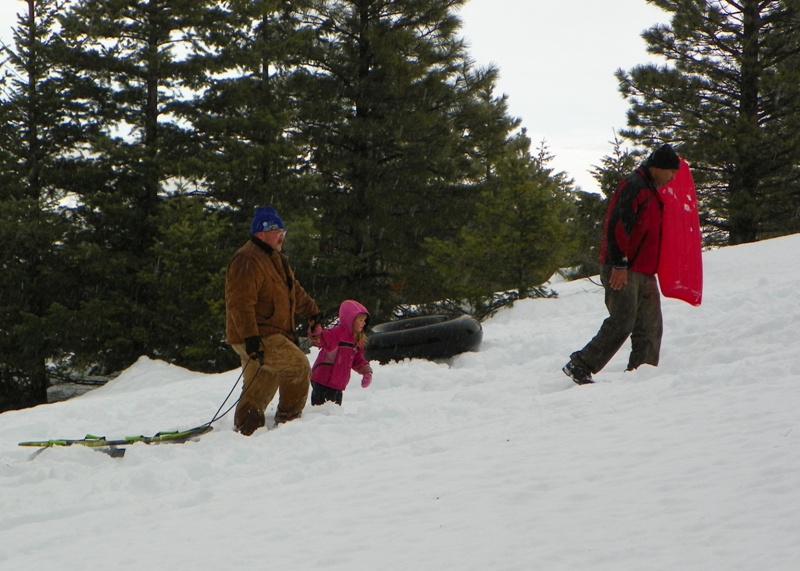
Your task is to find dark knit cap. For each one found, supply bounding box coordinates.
[250,206,285,234]
[646,144,680,170]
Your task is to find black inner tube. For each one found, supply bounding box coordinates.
[366,315,482,363]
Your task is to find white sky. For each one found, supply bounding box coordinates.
[459,0,668,192]
[0,0,668,193]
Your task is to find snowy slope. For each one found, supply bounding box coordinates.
[1,234,799,571]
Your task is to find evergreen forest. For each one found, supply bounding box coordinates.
[1,0,798,411]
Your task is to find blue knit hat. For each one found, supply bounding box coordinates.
[250,206,285,234]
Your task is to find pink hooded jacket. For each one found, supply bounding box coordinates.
[310,300,371,391]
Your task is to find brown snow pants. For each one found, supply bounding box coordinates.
[231,334,310,432]
[571,265,662,374]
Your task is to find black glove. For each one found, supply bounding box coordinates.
[244,336,264,365]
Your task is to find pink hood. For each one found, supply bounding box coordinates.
[338,299,369,334]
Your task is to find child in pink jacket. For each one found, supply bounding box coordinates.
[308,300,373,406]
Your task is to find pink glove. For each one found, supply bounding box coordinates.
[361,373,372,388]
[307,324,323,345]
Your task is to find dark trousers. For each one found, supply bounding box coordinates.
[571,265,662,374]
[311,381,343,406]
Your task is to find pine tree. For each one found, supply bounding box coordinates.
[616,0,800,245]
[148,193,238,372]
[293,0,508,320]
[174,1,326,338]
[52,0,217,373]
[425,137,572,315]
[0,0,82,410]
[186,0,317,225]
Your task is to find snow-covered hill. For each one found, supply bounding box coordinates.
[2,234,799,571]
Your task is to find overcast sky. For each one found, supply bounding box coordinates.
[1,0,668,193]
[459,0,668,193]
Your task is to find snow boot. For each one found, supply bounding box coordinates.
[235,405,266,436]
[562,360,594,385]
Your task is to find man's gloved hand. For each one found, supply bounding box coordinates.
[308,313,322,330]
[307,314,323,345]
[244,336,264,365]
[361,373,372,388]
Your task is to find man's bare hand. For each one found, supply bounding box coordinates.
[610,268,628,290]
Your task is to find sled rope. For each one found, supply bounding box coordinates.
[204,358,249,427]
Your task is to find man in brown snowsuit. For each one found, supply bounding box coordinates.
[225,206,320,435]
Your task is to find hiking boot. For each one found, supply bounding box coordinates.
[562,360,594,385]
[274,410,302,425]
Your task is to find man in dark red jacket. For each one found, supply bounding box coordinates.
[563,144,681,385]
